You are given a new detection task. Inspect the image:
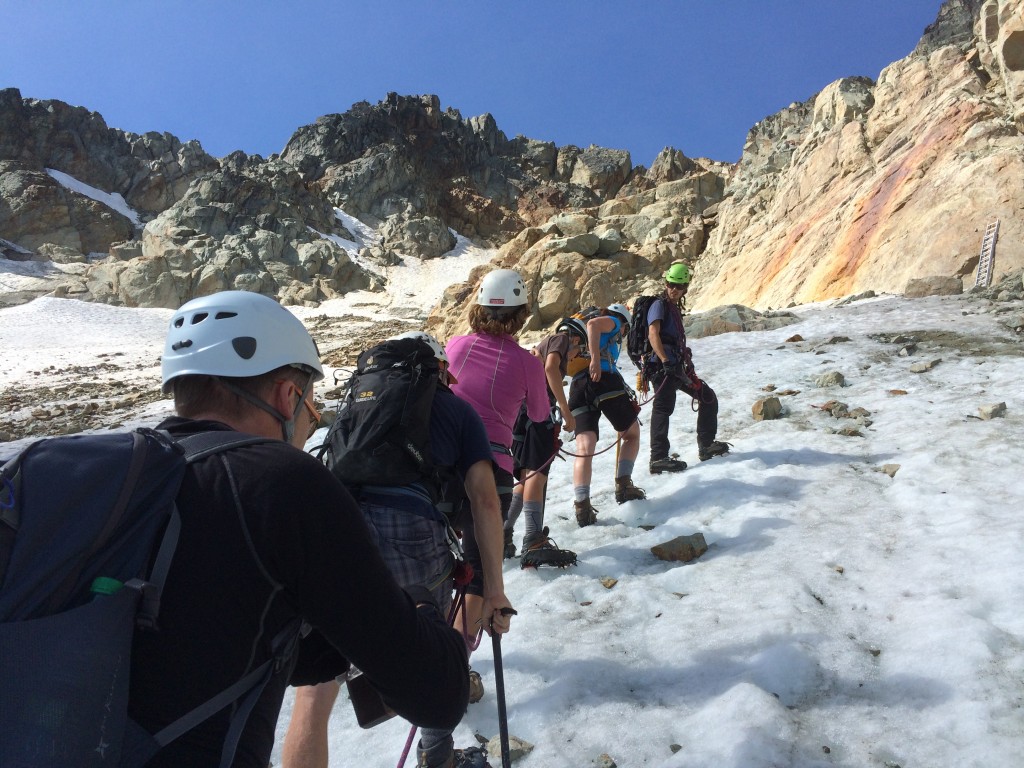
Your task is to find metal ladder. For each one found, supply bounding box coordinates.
[974,219,999,288]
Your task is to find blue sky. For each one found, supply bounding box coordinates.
[2,0,945,166]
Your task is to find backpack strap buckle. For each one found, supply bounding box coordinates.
[125,577,161,630]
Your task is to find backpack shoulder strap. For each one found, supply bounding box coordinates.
[164,429,274,464]
[137,430,275,627]
[148,617,303,768]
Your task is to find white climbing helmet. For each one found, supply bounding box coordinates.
[477,269,528,307]
[607,303,631,329]
[392,330,458,384]
[161,290,324,391]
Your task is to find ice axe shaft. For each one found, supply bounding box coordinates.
[490,607,517,768]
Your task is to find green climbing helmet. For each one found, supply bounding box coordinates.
[664,262,691,285]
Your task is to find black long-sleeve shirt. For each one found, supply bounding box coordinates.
[129,418,469,767]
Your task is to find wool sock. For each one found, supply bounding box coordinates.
[615,459,635,480]
[505,492,524,530]
[574,485,590,502]
[523,500,544,541]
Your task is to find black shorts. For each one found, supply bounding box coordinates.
[568,370,638,438]
[511,405,558,477]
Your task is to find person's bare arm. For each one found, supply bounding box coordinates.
[464,460,514,635]
[545,352,575,432]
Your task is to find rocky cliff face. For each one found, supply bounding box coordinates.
[692,0,1024,310]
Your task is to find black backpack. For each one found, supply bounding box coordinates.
[0,428,296,768]
[626,295,660,373]
[321,337,443,500]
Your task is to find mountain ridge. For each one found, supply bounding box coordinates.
[2,0,1022,317]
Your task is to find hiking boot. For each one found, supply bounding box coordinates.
[650,456,687,474]
[502,527,516,559]
[419,739,491,768]
[452,747,491,768]
[468,667,484,703]
[698,439,732,461]
[574,498,598,527]
[614,475,647,504]
[520,526,577,569]
[417,740,453,768]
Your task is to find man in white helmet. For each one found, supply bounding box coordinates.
[283,331,512,768]
[134,291,470,768]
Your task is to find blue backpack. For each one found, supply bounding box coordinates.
[0,428,294,768]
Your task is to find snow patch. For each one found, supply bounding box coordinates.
[45,168,142,227]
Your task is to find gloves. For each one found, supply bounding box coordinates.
[662,360,683,378]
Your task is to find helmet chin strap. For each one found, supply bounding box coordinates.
[218,374,314,443]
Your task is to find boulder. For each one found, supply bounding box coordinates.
[379,213,456,259]
[685,304,801,339]
[753,396,783,421]
[568,145,632,198]
[814,371,846,387]
[651,533,708,563]
[978,402,1007,419]
[904,275,964,297]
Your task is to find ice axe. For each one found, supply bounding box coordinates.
[490,606,518,768]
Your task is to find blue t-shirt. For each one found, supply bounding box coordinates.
[360,388,491,517]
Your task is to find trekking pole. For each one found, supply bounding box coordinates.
[397,569,477,768]
[396,726,417,768]
[490,607,518,768]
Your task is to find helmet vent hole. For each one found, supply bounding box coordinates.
[173,317,184,328]
[190,312,209,325]
[231,336,257,360]
[215,311,238,320]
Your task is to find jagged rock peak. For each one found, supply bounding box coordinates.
[281,92,508,182]
[915,0,987,54]
[0,87,217,218]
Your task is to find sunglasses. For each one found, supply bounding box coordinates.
[281,380,322,438]
[300,396,321,438]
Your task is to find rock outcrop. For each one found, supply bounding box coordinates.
[56,153,374,308]
[0,87,217,235]
[279,93,667,254]
[692,0,1024,310]
[426,149,727,339]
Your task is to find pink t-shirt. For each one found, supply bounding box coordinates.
[445,332,549,472]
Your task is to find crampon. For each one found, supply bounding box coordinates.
[520,527,577,569]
